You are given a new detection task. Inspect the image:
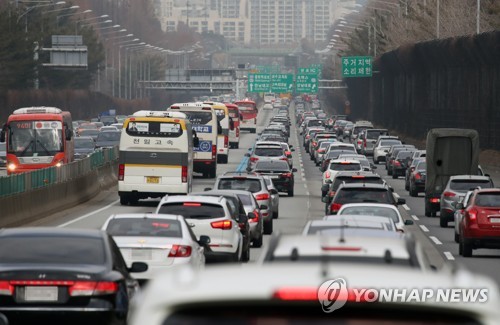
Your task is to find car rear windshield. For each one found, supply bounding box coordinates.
[330,162,361,171]
[366,130,388,139]
[254,148,283,157]
[380,140,401,146]
[0,236,105,265]
[396,151,413,160]
[106,218,182,237]
[340,207,400,223]
[474,193,500,207]
[335,188,393,204]
[218,178,262,192]
[332,176,383,191]
[416,162,427,170]
[307,120,323,127]
[450,180,493,191]
[158,203,225,219]
[74,138,94,148]
[255,161,289,171]
[97,132,120,141]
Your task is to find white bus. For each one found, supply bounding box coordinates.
[118,111,197,205]
[203,101,229,164]
[168,103,220,178]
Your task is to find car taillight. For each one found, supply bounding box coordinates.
[305,135,310,140]
[331,203,342,213]
[118,164,125,181]
[250,157,259,162]
[468,209,477,222]
[281,172,292,178]
[168,245,192,257]
[0,281,13,296]
[182,166,187,183]
[317,149,325,153]
[410,167,415,172]
[357,140,362,145]
[236,128,240,137]
[272,287,363,302]
[414,172,421,180]
[363,139,367,148]
[69,281,118,296]
[393,160,401,166]
[250,210,259,222]
[285,150,291,156]
[329,191,336,197]
[280,157,288,161]
[211,220,233,230]
[255,193,270,201]
[224,135,228,148]
[325,171,331,179]
[312,141,317,147]
[443,191,455,197]
[212,144,217,159]
[430,198,440,203]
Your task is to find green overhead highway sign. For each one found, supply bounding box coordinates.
[295,74,318,94]
[310,63,323,70]
[298,67,320,75]
[247,73,271,92]
[342,56,373,77]
[270,73,294,93]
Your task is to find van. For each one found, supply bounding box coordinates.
[204,102,230,164]
[425,128,480,217]
[168,103,220,178]
[118,111,198,205]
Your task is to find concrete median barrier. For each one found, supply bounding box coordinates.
[0,161,118,228]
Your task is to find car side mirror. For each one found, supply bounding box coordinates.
[404,220,414,226]
[291,148,295,152]
[321,184,330,193]
[128,261,148,273]
[319,167,324,172]
[321,196,329,203]
[325,179,332,184]
[259,205,268,210]
[193,136,200,147]
[397,198,406,205]
[485,174,491,178]
[244,153,250,157]
[370,163,377,169]
[238,214,248,224]
[456,203,464,210]
[198,235,211,247]
[292,168,298,172]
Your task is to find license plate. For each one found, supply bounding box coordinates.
[24,286,58,302]
[132,249,152,260]
[490,218,500,223]
[146,176,160,184]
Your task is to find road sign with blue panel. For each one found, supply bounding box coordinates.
[194,140,212,152]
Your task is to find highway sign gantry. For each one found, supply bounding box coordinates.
[296,74,318,94]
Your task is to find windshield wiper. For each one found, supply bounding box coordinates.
[36,140,52,156]
[19,140,34,157]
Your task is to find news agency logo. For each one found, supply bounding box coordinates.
[318,278,489,313]
[317,278,348,313]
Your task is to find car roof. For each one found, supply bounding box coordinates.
[0,227,104,239]
[159,195,227,205]
[106,213,183,221]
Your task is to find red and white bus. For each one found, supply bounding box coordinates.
[224,103,241,149]
[0,107,74,174]
[234,99,258,134]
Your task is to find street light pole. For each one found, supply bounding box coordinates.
[119,39,140,98]
[436,0,440,38]
[476,0,480,34]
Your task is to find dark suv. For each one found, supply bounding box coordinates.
[327,183,405,215]
[321,171,385,215]
[253,160,297,197]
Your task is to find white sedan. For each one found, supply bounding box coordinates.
[322,159,362,185]
[102,213,208,280]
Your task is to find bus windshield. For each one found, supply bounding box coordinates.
[182,111,213,125]
[8,121,63,156]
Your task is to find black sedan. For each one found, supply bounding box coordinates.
[252,160,297,196]
[0,228,147,325]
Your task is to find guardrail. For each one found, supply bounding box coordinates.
[0,147,119,198]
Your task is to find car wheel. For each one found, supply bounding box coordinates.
[454,232,459,243]
[234,143,239,149]
[253,233,263,248]
[263,219,273,235]
[241,245,250,262]
[288,189,294,197]
[273,210,279,219]
[392,172,398,179]
[387,167,393,176]
[461,237,473,257]
[439,211,448,227]
[425,202,431,217]
[405,180,409,191]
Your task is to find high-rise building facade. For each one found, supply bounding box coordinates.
[153,0,350,45]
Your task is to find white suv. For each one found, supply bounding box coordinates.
[156,195,243,262]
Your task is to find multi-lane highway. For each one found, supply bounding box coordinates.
[20,103,500,287]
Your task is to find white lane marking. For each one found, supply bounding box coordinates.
[411,215,419,221]
[394,193,400,199]
[419,225,429,232]
[429,236,443,245]
[57,199,120,228]
[303,183,307,188]
[402,204,410,211]
[444,252,455,260]
[305,191,310,196]
[307,201,311,208]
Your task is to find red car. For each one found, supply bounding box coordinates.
[459,189,500,257]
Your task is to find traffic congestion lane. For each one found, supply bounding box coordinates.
[378,160,500,287]
[23,104,313,264]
